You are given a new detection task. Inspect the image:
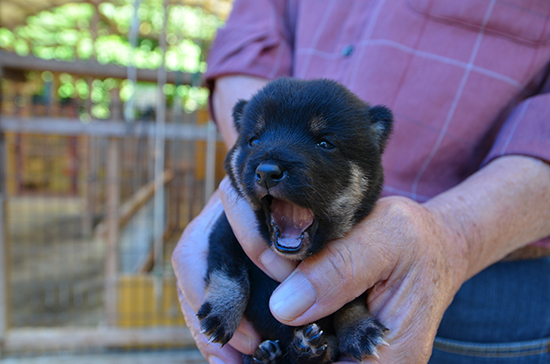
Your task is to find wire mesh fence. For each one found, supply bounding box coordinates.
[0,68,226,355]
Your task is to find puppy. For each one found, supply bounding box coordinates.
[198,78,393,364]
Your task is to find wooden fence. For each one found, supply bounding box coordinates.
[0,60,226,355]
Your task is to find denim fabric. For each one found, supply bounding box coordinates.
[429,257,550,364]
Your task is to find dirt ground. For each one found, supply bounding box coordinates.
[8,196,105,327]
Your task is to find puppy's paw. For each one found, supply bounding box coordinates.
[338,317,389,360]
[252,340,282,364]
[292,323,329,358]
[197,300,240,346]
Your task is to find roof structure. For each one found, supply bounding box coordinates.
[1,0,84,29]
[0,0,233,85]
[0,0,232,29]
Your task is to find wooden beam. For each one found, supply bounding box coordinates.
[0,117,220,141]
[0,50,196,85]
[0,130,8,351]
[104,90,122,326]
[94,170,175,239]
[2,327,196,352]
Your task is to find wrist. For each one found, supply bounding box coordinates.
[213,75,270,149]
[422,198,471,291]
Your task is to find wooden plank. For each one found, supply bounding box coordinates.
[104,135,120,326]
[0,50,195,85]
[0,117,219,141]
[94,170,175,239]
[2,327,196,352]
[0,349,207,364]
[104,90,122,326]
[0,131,9,350]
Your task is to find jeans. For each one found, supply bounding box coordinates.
[429,257,550,364]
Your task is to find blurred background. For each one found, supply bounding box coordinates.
[0,0,233,362]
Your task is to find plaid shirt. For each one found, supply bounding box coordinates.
[205,0,550,248]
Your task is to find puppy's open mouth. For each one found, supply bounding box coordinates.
[262,196,316,255]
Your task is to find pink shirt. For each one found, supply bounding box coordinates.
[205,0,550,248]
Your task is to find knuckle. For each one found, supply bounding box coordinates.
[219,176,233,196]
[385,196,417,219]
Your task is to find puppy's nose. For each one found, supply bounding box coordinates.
[256,163,285,189]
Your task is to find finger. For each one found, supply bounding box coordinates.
[219,177,296,282]
[228,318,262,355]
[177,287,245,364]
[172,192,223,309]
[269,217,396,326]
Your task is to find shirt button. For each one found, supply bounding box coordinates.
[341,45,354,57]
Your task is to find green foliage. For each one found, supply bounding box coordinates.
[0,1,223,73]
[1,1,226,118]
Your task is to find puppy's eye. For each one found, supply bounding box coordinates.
[249,137,260,147]
[317,140,335,150]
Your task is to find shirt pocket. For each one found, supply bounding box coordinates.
[408,0,550,46]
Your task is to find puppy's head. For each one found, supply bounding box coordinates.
[225,78,393,260]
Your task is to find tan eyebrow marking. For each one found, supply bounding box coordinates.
[310,116,327,134]
[254,115,266,132]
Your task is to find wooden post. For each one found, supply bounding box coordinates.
[82,78,96,236]
[0,102,10,353]
[104,87,122,326]
[153,0,169,311]
[80,134,91,236]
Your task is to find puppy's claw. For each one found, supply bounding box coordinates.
[338,316,388,360]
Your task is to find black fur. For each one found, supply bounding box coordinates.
[199,78,393,364]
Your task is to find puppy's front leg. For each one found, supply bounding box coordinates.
[198,214,250,346]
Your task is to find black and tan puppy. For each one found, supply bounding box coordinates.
[198,78,393,364]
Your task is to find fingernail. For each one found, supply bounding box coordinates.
[270,271,316,321]
[259,249,295,282]
[209,356,226,364]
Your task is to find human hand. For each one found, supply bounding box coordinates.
[260,196,469,364]
[174,181,468,364]
[172,193,264,364]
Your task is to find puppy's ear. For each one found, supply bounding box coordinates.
[368,105,393,152]
[232,99,248,132]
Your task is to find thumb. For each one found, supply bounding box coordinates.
[219,177,296,282]
[268,226,394,326]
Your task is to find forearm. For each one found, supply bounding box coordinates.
[425,155,550,280]
[212,75,270,149]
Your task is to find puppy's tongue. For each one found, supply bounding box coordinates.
[271,198,313,249]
